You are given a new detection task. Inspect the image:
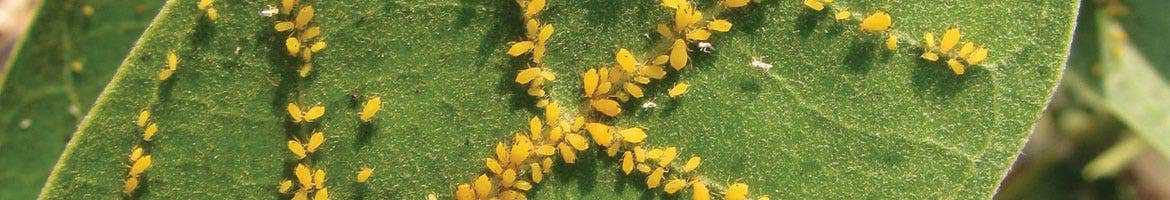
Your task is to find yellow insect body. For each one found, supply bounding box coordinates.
[558,143,578,163]
[307,131,324,153]
[311,41,327,53]
[159,52,179,81]
[709,20,732,32]
[803,0,824,11]
[295,6,315,29]
[198,0,214,10]
[486,158,503,174]
[967,47,989,65]
[206,8,219,21]
[286,37,301,55]
[664,179,687,194]
[726,183,749,200]
[590,99,622,117]
[279,180,294,193]
[276,21,295,32]
[295,164,312,188]
[524,0,547,18]
[859,11,892,32]
[623,83,644,98]
[683,156,701,172]
[545,102,561,124]
[455,184,474,200]
[583,69,599,96]
[473,174,492,199]
[566,133,589,150]
[940,28,962,53]
[658,147,678,167]
[668,82,689,97]
[924,32,937,50]
[143,123,158,141]
[887,35,898,50]
[313,169,326,189]
[619,128,646,143]
[293,190,308,200]
[314,188,328,200]
[585,123,614,147]
[670,39,688,70]
[724,0,750,8]
[921,52,940,61]
[137,109,151,128]
[360,96,382,122]
[646,167,665,188]
[129,155,152,176]
[502,169,517,187]
[287,103,325,123]
[687,29,712,41]
[947,58,966,75]
[530,163,543,183]
[693,181,711,200]
[508,41,535,57]
[288,140,307,159]
[616,48,637,73]
[621,151,634,174]
[958,42,975,58]
[129,146,144,162]
[123,176,139,196]
[836,10,852,20]
[674,7,702,31]
[515,68,542,84]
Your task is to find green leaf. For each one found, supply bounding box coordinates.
[38,0,1076,199]
[0,1,162,199]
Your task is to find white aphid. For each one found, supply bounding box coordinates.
[697,42,713,53]
[19,119,31,129]
[641,101,657,109]
[750,56,773,71]
[259,5,279,17]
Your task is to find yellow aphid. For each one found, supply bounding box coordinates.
[307,131,324,153]
[508,41,535,57]
[670,39,688,70]
[726,183,749,200]
[656,24,674,39]
[761,195,773,200]
[620,151,635,174]
[293,190,308,200]
[311,41,327,53]
[295,6,315,29]
[619,127,646,143]
[314,188,328,200]
[546,126,562,143]
[583,69,599,96]
[859,11,892,32]
[536,145,556,156]
[947,58,965,75]
[515,68,541,84]
[658,147,678,167]
[803,0,824,11]
[709,19,732,32]
[280,0,295,15]
[129,155,152,176]
[495,142,510,165]
[637,163,652,173]
[295,164,312,188]
[158,69,175,81]
[668,82,689,97]
[143,123,158,141]
[585,123,614,147]
[836,10,852,20]
[473,174,492,199]
[692,181,711,200]
[206,8,219,21]
[957,42,975,58]
[286,37,301,55]
[606,145,621,157]
[887,35,898,50]
[82,6,94,16]
[623,83,645,98]
[590,99,622,117]
[528,117,543,137]
[278,179,294,193]
[724,0,750,8]
[924,32,937,49]
[515,180,533,191]
[312,169,326,189]
[634,146,647,162]
[299,63,313,78]
[137,109,151,128]
[525,19,540,38]
[921,52,940,61]
[276,21,294,31]
[428,193,439,200]
[360,96,382,122]
[502,169,517,187]
[198,0,214,10]
[640,65,667,79]
[688,29,713,41]
[565,133,589,150]
[123,176,139,196]
[674,6,703,31]
[616,48,637,73]
[683,156,701,172]
[159,51,179,80]
[287,102,325,123]
[662,0,683,9]
[509,135,532,164]
[524,0,546,18]
[288,140,307,159]
[967,47,989,65]
[545,102,560,124]
[486,158,504,174]
[646,167,665,188]
[302,27,322,40]
[940,28,962,53]
[558,143,578,163]
[530,163,544,183]
[129,146,144,162]
[455,184,474,200]
[664,179,687,194]
[71,60,83,72]
[538,24,555,43]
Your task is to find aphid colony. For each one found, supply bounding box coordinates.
[507,0,557,108]
[123,108,157,196]
[805,2,991,75]
[275,0,327,78]
[197,0,218,21]
[158,52,178,81]
[281,101,330,200]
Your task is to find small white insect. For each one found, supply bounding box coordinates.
[19,119,31,129]
[259,5,279,17]
[640,101,657,109]
[697,42,714,53]
[68,105,80,117]
[750,56,773,71]
[235,46,242,55]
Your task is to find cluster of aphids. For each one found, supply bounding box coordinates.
[506,0,557,108]
[806,0,991,75]
[274,0,327,78]
[122,51,180,196]
[197,0,219,21]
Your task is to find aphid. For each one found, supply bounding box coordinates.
[803,0,825,11]
[298,63,313,78]
[455,184,474,200]
[565,133,589,150]
[206,8,219,21]
[624,83,645,98]
[507,41,535,57]
[292,190,308,200]
[957,42,975,58]
[670,39,689,70]
[687,29,712,41]
[286,102,325,123]
[542,157,554,172]
[198,0,214,10]
[314,188,328,200]
[509,135,533,164]
[835,10,852,20]
[129,155,152,176]
[697,42,714,53]
[136,109,151,128]
[311,41,327,53]
[307,130,324,153]
[427,193,439,200]
[723,0,750,8]
[285,37,301,55]
[294,164,312,188]
[295,6,315,29]
[674,6,703,31]
[692,180,711,200]
[275,21,295,31]
[616,48,637,73]
[278,179,294,193]
[590,99,622,117]
[515,180,533,191]
[725,183,749,200]
[82,6,94,16]
[524,0,547,18]
[360,96,382,122]
[585,123,614,147]
[940,28,961,53]
[558,143,578,163]
[924,32,937,50]
[545,101,561,124]
[313,169,326,189]
[485,158,503,175]
[887,35,898,50]
[473,174,492,199]
[646,167,665,188]
[71,61,83,72]
[859,11,892,32]
[621,151,634,174]
[641,101,658,109]
[967,47,989,65]
[619,128,646,143]
[921,52,940,61]
[658,147,678,167]
[288,140,307,158]
[260,5,279,17]
[668,82,689,98]
[530,163,543,183]
[750,56,773,71]
[583,69,599,96]
[664,179,687,194]
[946,58,965,75]
[159,52,179,81]
[501,169,517,187]
[143,123,158,141]
[129,146,144,162]
[494,142,510,165]
[123,176,139,196]
[683,156,701,172]
[709,19,732,32]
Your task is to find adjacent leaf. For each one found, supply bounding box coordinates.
[0,0,162,199]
